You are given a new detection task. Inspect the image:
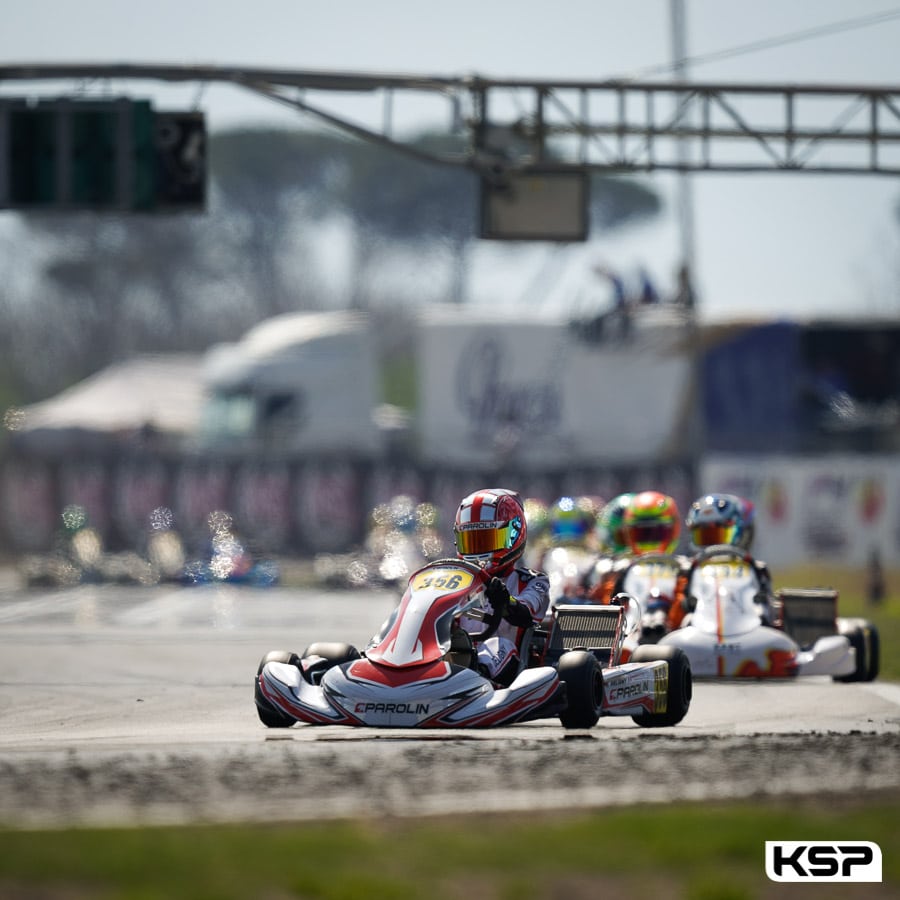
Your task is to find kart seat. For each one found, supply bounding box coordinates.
[448,626,478,670]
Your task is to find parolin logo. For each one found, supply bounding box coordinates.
[354,702,430,715]
[608,680,651,701]
[765,841,882,883]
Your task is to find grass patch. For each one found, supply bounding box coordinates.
[1,794,897,899]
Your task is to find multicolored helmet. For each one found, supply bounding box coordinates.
[548,495,598,546]
[623,490,681,555]
[595,493,634,555]
[454,488,527,576]
[686,493,748,550]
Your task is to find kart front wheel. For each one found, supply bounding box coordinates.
[255,650,301,728]
[629,645,692,727]
[300,641,361,685]
[557,650,604,729]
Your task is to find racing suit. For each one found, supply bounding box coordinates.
[667,554,776,630]
[465,566,550,687]
[584,554,635,604]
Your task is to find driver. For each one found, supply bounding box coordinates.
[454,488,550,687]
[671,492,775,629]
[586,490,686,606]
[580,492,634,599]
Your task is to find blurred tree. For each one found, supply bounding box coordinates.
[211,128,339,316]
[339,134,477,306]
[0,127,661,401]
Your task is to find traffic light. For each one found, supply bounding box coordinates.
[7,105,57,206]
[154,111,206,210]
[0,98,205,212]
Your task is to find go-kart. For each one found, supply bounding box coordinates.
[255,558,692,729]
[613,551,687,645]
[658,545,879,680]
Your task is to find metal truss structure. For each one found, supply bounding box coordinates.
[2,63,900,176]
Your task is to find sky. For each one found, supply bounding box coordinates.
[3,0,900,323]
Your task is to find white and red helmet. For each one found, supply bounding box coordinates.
[453,488,527,575]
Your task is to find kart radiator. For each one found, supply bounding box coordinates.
[546,604,622,666]
[776,588,838,649]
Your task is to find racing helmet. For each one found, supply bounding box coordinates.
[454,488,526,576]
[595,492,634,555]
[548,495,597,546]
[623,490,681,555]
[684,494,753,550]
[685,493,745,549]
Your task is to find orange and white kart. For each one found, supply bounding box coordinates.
[658,545,879,681]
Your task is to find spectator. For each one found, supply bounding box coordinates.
[637,267,660,305]
[672,263,696,311]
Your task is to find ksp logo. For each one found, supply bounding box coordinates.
[765,841,882,883]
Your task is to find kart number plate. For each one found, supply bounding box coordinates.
[697,561,750,578]
[411,568,474,592]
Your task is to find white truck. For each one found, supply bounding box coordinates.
[199,310,385,457]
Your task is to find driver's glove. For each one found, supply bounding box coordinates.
[504,596,534,628]
[486,576,510,614]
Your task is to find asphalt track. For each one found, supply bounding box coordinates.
[1,579,898,828]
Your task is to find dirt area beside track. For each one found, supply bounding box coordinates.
[1,731,898,829]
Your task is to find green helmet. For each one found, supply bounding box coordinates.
[595,492,634,555]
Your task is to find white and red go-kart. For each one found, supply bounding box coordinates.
[658,545,880,681]
[255,558,692,729]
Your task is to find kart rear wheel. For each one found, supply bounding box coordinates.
[629,645,692,727]
[834,620,880,683]
[557,650,603,729]
[255,650,301,728]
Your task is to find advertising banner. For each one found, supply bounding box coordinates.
[701,455,899,568]
[417,312,694,468]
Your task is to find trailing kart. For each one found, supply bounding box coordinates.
[659,545,879,681]
[612,551,687,645]
[255,558,692,729]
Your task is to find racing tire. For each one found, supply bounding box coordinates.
[629,644,692,727]
[255,650,301,728]
[557,650,604,729]
[834,620,880,683]
[300,642,362,684]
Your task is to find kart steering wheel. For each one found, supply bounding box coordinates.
[689,544,753,572]
[430,557,503,644]
[622,551,684,574]
[469,603,505,643]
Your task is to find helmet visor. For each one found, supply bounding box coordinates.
[455,521,519,555]
[552,519,588,541]
[691,522,737,546]
[629,522,673,546]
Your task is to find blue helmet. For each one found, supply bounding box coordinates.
[548,496,598,546]
[685,493,750,550]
